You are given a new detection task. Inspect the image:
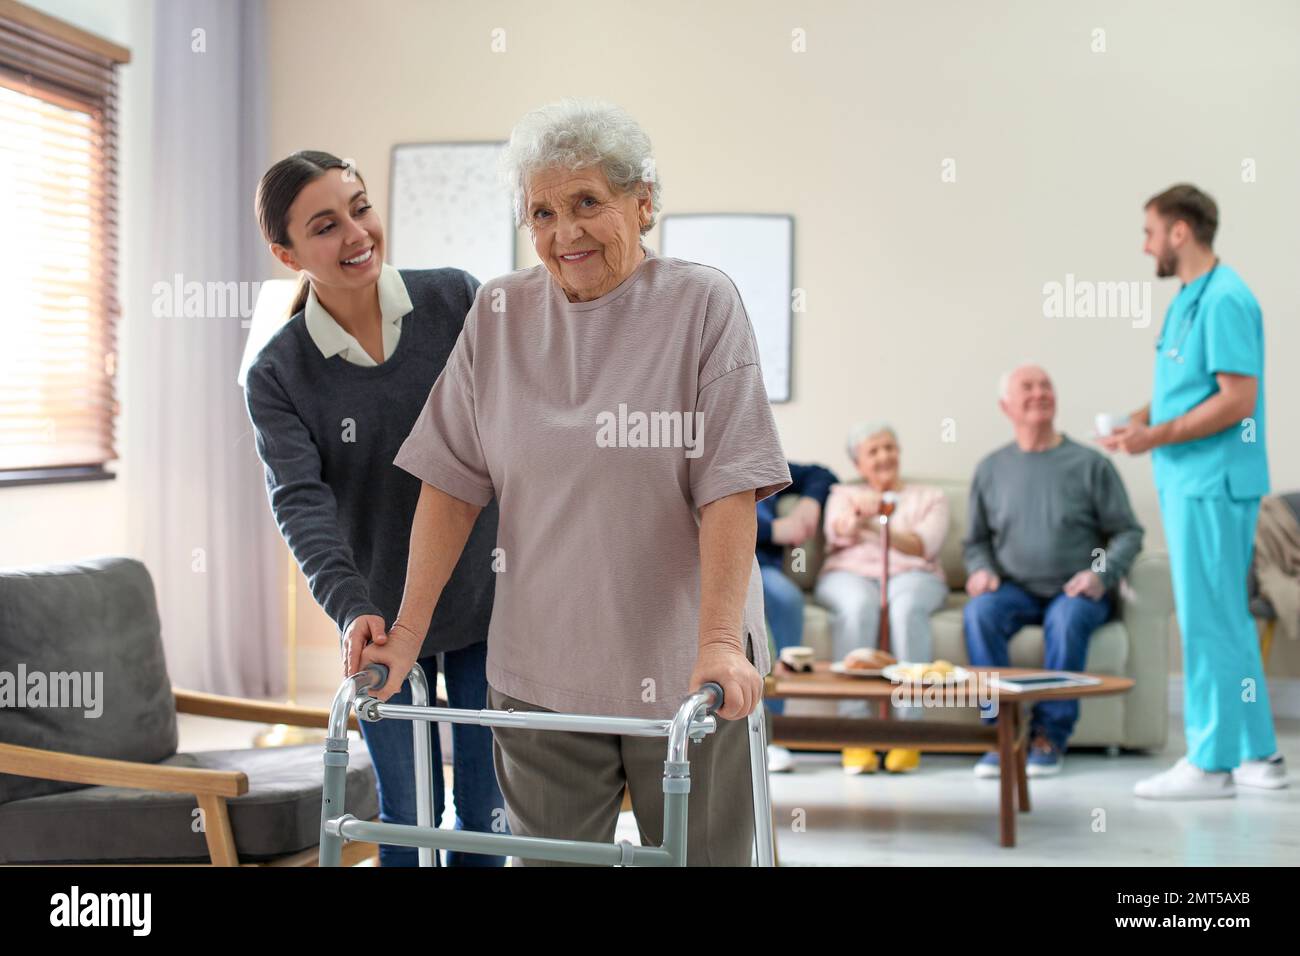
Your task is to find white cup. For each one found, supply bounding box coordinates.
[1095,413,1123,437]
[780,646,814,672]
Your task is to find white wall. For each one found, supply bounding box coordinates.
[7,1,1295,688]
[264,0,1300,682]
[262,0,1300,549]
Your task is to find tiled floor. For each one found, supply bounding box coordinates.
[753,725,1299,866]
[177,706,1298,866]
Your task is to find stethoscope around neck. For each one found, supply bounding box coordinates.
[1158,258,1219,364]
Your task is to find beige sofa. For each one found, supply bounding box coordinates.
[774,477,1173,751]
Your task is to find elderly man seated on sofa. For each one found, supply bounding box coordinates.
[964,364,1144,778]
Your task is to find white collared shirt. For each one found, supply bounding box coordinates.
[304,262,414,366]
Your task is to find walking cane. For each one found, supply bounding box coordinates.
[878,490,898,654]
[877,490,898,720]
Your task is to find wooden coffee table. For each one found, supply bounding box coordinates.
[765,664,1135,847]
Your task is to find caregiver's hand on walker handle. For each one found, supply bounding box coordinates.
[359,481,482,703]
[342,613,387,680]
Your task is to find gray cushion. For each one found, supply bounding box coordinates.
[0,740,377,863]
[0,556,178,803]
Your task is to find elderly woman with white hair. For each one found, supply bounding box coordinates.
[359,98,790,865]
[814,423,950,774]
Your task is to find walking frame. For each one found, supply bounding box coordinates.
[319,664,777,866]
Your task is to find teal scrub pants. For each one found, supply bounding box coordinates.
[1159,490,1277,771]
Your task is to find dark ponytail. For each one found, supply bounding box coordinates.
[254,150,366,318]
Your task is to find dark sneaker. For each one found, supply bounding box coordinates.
[1026,736,1064,777]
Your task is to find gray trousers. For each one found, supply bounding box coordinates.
[814,569,949,719]
[486,647,757,866]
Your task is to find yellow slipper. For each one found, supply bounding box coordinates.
[884,748,921,773]
[842,747,879,774]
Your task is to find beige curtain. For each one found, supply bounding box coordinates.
[126,0,285,696]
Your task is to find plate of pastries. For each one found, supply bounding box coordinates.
[830,647,896,677]
[881,659,973,685]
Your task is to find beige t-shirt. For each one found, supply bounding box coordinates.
[394,244,791,718]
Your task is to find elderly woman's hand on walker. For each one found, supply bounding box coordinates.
[687,489,766,721]
[358,482,483,702]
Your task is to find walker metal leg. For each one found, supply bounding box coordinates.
[319,738,349,867]
[320,672,373,867]
[408,664,436,868]
[663,784,689,867]
[748,702,775,867]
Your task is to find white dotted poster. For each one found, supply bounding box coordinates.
[388,141,516,285]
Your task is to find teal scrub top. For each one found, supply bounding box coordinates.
[1151,262,1269,498]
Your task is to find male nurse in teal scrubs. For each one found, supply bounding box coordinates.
[1102,184,1287,798]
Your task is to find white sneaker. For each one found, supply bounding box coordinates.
[973,752,1000,778]
[1134,757,1235,800]
[767,744,795,774]
[1233,752,1288,790]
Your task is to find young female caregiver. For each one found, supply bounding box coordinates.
[244,151,506,863]
[1103,184,1287,798]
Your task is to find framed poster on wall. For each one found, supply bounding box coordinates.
[660,213,794,402]
[388,141,516,284]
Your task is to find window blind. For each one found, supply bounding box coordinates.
[0,0,129,476]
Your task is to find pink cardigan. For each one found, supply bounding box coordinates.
[819,482,949,584]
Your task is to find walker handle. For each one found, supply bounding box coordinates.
[361,662,389,692]
[699,681,725,716]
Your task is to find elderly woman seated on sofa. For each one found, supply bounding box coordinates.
[814,422,950,775]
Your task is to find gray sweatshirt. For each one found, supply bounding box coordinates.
[962,435,1143,597]
[243,268,498,656]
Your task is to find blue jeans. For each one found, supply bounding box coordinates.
[962,580,1112,751]
[761,563,806,716]
[357,640,507,866]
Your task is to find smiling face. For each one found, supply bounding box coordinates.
[270,167,382,291]
[854,430,901,491]
[524,165,651,302]
[1143,206,1182,278]
[1000,365,1056,429]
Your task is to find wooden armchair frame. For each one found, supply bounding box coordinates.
[0,689,379,867]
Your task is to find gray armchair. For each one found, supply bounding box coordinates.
[0,556,379,865]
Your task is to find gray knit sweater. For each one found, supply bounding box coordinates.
[244,268,498,656]
[962,436,1143,597]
